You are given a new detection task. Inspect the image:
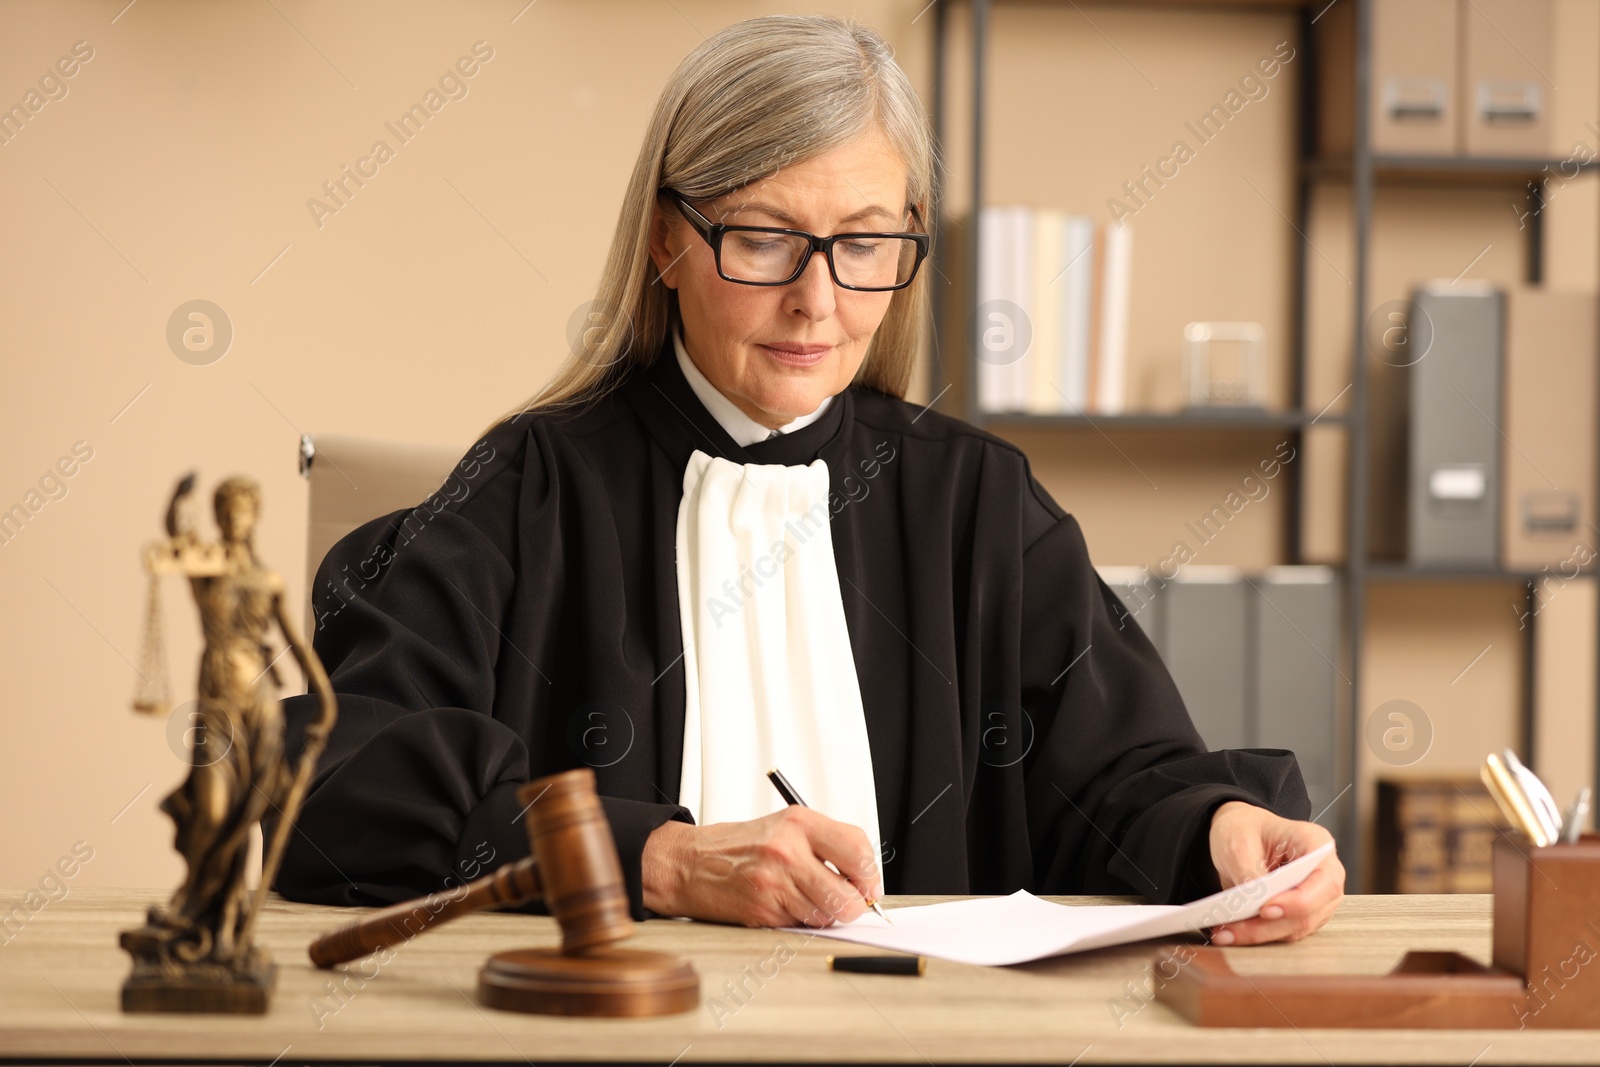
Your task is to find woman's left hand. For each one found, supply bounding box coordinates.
[1205,800,1345,946]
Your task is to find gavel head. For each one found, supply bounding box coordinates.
[520,768,635,955]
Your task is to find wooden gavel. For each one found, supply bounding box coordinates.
[309,767,634,967]
[307,853,544,968]
[305,768,696,1017]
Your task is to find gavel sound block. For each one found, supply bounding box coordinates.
[308,768,698,1017]
[1155,834,1600,1028]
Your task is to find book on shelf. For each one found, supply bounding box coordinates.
[1375,777,1510,894]
[1061,214,1096,414]
[964,204,1131,418]
[1094,217,1131,416]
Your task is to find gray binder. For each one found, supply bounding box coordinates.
[1163,567,1249,751]
[1408,282,1504,565]
[1251,566,1340,820]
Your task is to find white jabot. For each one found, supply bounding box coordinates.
[674,448,883,891]
[673,323,832,446]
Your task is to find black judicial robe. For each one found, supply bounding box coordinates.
[272,334,1310,919]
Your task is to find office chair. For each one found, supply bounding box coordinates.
[297,433,463,639]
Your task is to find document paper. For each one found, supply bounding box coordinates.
[784,841,1335,967]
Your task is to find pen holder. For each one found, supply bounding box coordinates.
[1492,831,1600,1028]
[1154,833,1600,1028]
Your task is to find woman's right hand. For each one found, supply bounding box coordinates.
[640,806,882,928]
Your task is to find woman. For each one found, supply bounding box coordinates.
[276,15,1342,946]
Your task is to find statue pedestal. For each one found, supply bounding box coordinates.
[119,925,277,1014]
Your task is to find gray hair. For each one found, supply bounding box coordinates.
[482,14,934,435]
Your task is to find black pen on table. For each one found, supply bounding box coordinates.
[767,767,892,925]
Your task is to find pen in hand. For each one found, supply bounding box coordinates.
[766,767,892,925]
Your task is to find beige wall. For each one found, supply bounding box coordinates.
[0,0,1313,892]
[0,0,929,890]
[3,0,1594,898]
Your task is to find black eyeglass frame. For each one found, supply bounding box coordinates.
[661,187,930,292]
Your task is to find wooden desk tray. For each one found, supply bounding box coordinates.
[1157,947,1540,1028]
[1156,834,1600,1029]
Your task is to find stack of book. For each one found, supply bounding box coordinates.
[965,205,1133,417]
[1375,777,1511,894]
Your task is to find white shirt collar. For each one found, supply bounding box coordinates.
[672,323,832,447]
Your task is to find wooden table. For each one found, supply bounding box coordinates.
[0,890,1593,1065]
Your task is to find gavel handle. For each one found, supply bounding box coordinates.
[308,854,542,968]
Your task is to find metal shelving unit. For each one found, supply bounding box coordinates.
[928,0,1600,891]
[1303,153,1600,182]
[978,410,1348,432]
[1328,0,1600,889]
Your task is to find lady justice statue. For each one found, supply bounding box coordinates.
[123,472,337,1013]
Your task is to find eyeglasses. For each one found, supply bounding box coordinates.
[661,187,929,292]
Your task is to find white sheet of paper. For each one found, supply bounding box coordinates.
[782,841,1335,966]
